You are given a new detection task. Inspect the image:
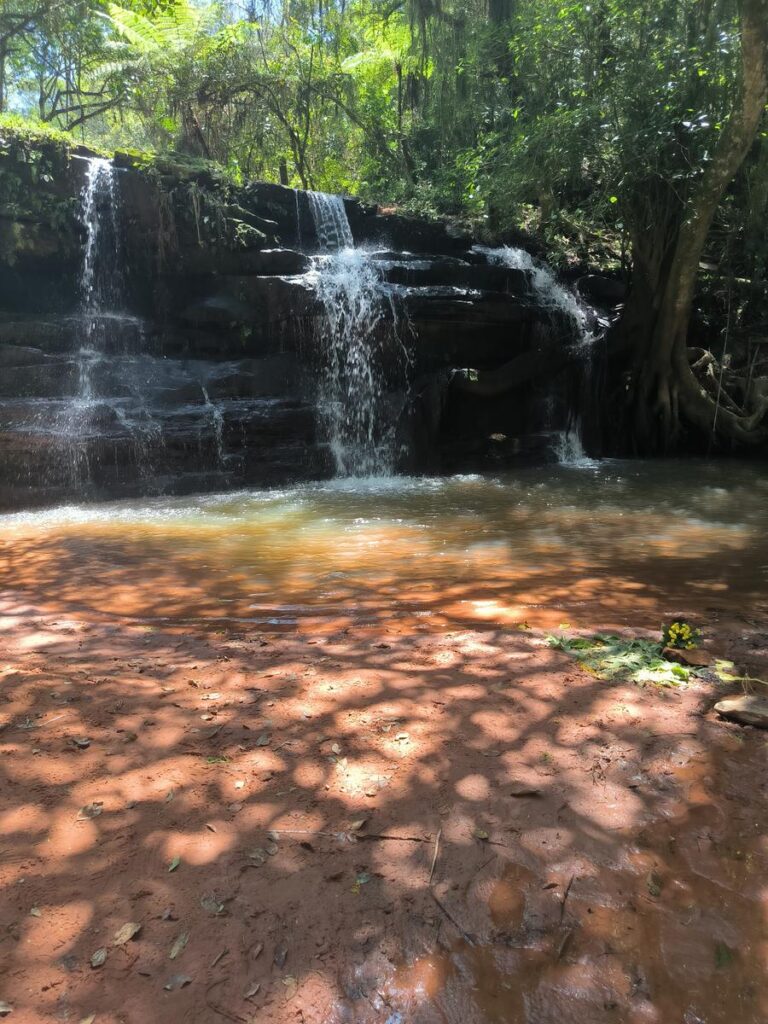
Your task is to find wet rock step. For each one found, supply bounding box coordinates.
[379,261,531,294]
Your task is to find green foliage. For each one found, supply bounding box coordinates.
[0,0,765,326]
[547,633,691,687]
[0,113,74,152]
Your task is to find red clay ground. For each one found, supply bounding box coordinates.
[1,600,767,1024]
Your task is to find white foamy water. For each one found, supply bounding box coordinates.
[307,193,407,477]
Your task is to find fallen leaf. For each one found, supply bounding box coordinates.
[90,948,107,969]
[79,802,103,819]
[229,802,243,814]
[244,981,261,1000]
[205,823,217,833]
[113,922,142,946]
[168,856,181,873]
[331,742,341,754]
[200,896,225,916]
[234,780,245,790]
[394,732,409,741]
[164,974,192,991]
[72,737,91,749]
[273,944,288,968]
[202,693,221,701]
[29,907,42,918]
[78,1015,96,1024]
[255,733,270,747]
[349,818,367,832]
[248,848,267,865]
[715,942,734,969]
[169,932,189,960]
[161,907,177,921]
[351,870,372,894]
[250,942,263,960]
[0,1003,12,1016]
[474,829,489,841]
[164,790,175,803]
[265,842,278,856]
[282,975,298,999]
[647,871,662,898]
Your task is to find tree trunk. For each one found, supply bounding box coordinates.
[0,40,6,113]
[627,0,768,450]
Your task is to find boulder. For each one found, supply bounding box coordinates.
[714,694,768,729]
[662,646,711,668]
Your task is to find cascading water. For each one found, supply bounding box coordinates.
[56,158,166,488]
[477,245,597,465]
[60,158,123,483]
[308,192,406,477]
[307,191,354,250]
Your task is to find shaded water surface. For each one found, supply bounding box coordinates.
[1,459,766,633]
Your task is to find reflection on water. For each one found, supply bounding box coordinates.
[1,460,766,632]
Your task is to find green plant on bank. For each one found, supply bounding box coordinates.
[548,623,743,689]
[547,633,693,687]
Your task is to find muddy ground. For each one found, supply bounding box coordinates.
[1,604,767,1024]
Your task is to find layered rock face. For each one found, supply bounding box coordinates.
[0,144,587,508]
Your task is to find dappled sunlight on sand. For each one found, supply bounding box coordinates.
[0,463,767,1021]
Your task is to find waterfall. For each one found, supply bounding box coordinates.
[477,245,597,465]
[308,192,405,477]
[56,157,165,489]
[307,191,354,251]
[58,158,123,483]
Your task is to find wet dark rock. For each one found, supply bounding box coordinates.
[0,145,593,508]
[577,274,627,306]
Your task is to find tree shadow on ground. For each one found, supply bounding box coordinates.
[0,521,767,1023]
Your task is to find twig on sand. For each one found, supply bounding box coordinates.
[560,874,575,923]
[556,927,574,961]
[428,828,442,885]
[267,828,432,844]
[430,891,476,947]
[205,978,248,1023]
[361,832,432,844]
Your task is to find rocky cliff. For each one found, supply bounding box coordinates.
[0,132,597,508]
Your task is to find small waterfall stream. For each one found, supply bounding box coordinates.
[308,193,405,477]
[477,245,597,465]
[58,157,166,489]
[307,191,354,250]
[61,158,123,483]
